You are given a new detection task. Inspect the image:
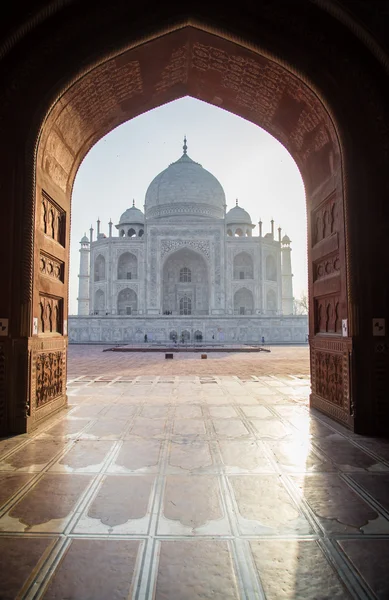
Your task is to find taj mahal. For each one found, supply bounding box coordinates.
[69,138,308,344]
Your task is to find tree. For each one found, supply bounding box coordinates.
[294,290,308,315]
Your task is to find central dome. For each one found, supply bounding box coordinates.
[145,139,225,220]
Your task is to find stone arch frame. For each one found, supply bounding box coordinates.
[94,289,105,315]
[117,251,138,280]
[127,228,136,238]
[117,288,138,315]
[4,11,388,435]
[162,245,210,315]
[266,254,277,281]
[233,251,254,280]
[266,289,277,313]
[234,287,254,315]
[94,254,106,282]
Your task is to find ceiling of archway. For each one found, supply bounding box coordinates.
[38,26,339,196]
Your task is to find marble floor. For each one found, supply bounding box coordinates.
[0,373,389,599]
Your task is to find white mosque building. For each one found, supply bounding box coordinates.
[69,138,308,344]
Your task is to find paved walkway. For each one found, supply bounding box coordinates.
[0,362,389,598]
[68,344,311,378]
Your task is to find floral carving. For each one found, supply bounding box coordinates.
[36,351,63,407]
[314,253,340,280]
[314,351,343,406]
[41,191,65,246]
[39,295,62,334]
[39,252,64,282]
[161,239,210,260]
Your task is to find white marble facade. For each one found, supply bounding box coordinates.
[71,139,307,343]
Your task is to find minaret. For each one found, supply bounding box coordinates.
[271,218,274,239]
[281,234,294,315]
[77,233,90,315]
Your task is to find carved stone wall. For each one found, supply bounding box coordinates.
[40,251,64,282]
[310,337,353,427]
[41,191,66,246]
[39,294,63,334]
[35,351,64,407]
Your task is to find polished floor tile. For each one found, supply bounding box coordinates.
[1,372,389,598]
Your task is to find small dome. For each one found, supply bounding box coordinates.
[226,202,252,224]
[282,234,291,245]
[117,203,144,226]
[80,234,89,243]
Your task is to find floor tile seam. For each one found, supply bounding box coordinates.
[252,440,321,529]
[309,437,389,472]
[135,538,159,600]
[229,538,267,600]
[339,473,389,522]
[0,407,86,462]
[234,538,268,600]
[280,472,332,537]
[0,437,89,518]
[319,537,377,600]
[63,471,110,535]
[0,531,332,540]
[22,536,70,600]
[146,419,175,539]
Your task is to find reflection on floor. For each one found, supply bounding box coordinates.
[0,374,389,599]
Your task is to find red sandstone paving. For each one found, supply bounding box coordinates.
[67,345,310,378]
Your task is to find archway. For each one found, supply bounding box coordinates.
[94,289,105,315]
[234,288,254,315]
[4,17,387,435]
[117,252,138,280]
[266,254,277,281]
[162,247,209,316]
[233,252,254,280]
[94,254,106,282]
[117,288,138,315]
[266,289,277,314]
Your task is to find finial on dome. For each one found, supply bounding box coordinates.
[183,135,187,155]
[236,199,239,207]
[132,199,135,207]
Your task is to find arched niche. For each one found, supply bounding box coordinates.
[117,252,138,280]
[94,254,106,282]
[233,252,254,280]
[266,254,277,281]
[234,288,254,315]
[94,289,105,314]
[117,288,138,315]
[267,289,277,312]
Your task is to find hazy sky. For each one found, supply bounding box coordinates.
[70,97,307,314]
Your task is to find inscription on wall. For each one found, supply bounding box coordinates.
[314,350,344,407]
[39,295,63,334]
[40,251,64,282]
[315,295,341,334]
[41,191,66,246]
[36,351,63,407]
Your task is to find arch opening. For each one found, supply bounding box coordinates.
[29,23,353,433]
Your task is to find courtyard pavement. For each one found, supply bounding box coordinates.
[0,347,388,598]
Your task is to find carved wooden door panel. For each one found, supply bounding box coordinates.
[308,186,353,428]
[28,184,69,430]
